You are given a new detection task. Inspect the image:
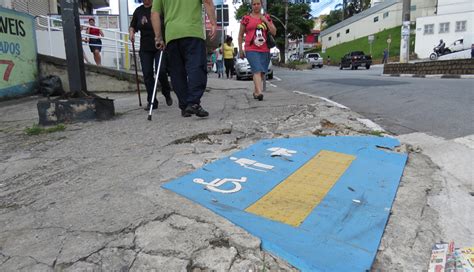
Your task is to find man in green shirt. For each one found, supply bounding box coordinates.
[151,0,216,118]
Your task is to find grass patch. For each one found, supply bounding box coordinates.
[24,124,66,136]
[314,25,416,64]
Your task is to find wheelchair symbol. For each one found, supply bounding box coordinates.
[193,177,248,194]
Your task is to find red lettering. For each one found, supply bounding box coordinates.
[0,60,15,81]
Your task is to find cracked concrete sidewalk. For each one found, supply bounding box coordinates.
[0,78,446,271]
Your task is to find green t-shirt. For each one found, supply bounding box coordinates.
[152,0,205,43]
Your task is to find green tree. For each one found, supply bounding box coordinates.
[235,0,314,63]
[322,0,370,29]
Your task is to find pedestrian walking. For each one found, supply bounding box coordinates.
[382,48,388,64]
[129,0,173,111]
[86,18,104,66]
[151,0,216,117]
[215,44,224,78]
[238,0,276,101]
[223,36,235,79]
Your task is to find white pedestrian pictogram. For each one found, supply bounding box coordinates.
[193,177,248,194]
[267,147,297,157]
[229,157,274,172]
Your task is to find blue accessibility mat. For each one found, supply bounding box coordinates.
[162,136,408,271]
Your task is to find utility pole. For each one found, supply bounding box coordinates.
[60,0,87,95]
[400,0,411,63]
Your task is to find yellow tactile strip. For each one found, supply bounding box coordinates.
[245,150,356,227]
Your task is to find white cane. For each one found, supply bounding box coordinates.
[147,50,164,121]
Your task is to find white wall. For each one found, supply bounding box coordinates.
[321,3,402,48]
[36,29,129,68]
[437,0,474,15]
[415,11,473,58]
[411,0,437,19]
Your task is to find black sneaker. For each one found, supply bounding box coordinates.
[144,103,158,111]
[185,104,209,117]
[164,94,173,106]
[181,109,191,117]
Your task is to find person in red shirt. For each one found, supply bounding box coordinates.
[86,18,104,66]
[238,0,276,101]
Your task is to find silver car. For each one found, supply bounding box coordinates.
[304,53,324,68]
[234,58,273,80]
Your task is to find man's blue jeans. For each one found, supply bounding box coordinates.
[139,50,171,105]
[166,37,207,110]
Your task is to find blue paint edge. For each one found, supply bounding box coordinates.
[0,82,36,98]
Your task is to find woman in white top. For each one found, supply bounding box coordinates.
[215,44,224,78]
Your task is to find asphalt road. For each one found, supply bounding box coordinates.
[270,65,474,139]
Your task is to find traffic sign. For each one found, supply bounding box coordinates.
[163,136,407,271]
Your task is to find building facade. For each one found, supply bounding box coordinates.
[415,0,473,58]
[320,0,437,49]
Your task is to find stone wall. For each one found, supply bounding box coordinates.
[38,54,145,93]
[383,59,474,76]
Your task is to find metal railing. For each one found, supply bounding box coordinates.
[35,15,141,70]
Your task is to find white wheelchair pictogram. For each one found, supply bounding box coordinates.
[193,177,248,194]
[229,157,274,172]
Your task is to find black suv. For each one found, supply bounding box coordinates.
[340,51,372,70]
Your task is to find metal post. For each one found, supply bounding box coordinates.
[47,16,53,56]
[60,0,87,94]
[115,32,119,70]
[119,0,129,69]
[400,0,411,63]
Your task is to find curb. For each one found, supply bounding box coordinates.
[381,74,474,79]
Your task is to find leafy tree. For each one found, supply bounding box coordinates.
[235,0,314,63]
[322,0,370,29]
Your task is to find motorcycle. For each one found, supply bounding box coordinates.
[430,45,451,60]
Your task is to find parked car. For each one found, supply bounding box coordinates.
[304,53,324,68]
[340,51,372,70]
[234,58,273,80]
[289,53,300,61]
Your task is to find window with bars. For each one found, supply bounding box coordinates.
[424,24,434,35]
[455,21,466,32]
[383,12,389,19]
[439,22,449,33]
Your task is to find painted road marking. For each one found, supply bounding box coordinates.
[230,157,274,172]
[293,91,350,109]
[267,147,297,157]
[162,136,408,271]
[246,150,355,227]
[193,177,247,194]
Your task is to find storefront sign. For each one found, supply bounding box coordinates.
[0,7,37,98]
